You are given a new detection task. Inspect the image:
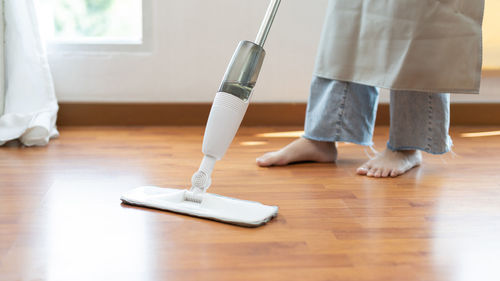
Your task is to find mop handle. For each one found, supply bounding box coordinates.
[255,0,281,47]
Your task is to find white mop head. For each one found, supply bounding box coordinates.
[121,186,278,227]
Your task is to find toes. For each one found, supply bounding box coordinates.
[365,168,392,178]
[256,159,268,167]
[256,152,290,167]
[256,153,275,167]
[356,166,369,175]
[366,168,377,177]
[390,169,401,177]
[357,162,372,175]
[381,168,391,178]
[358,148,423,178]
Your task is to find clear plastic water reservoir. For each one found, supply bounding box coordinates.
[218,41,266,102]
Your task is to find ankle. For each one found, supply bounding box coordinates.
[304,137,335,147]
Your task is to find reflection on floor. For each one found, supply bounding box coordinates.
[460,130,500,138]
[1,126,500,281]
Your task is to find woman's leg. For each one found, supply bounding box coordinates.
[257,76,379,166]
[357,90,452,177]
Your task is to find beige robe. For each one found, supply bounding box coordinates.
[314,0,485,94]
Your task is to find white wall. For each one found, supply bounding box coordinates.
[48,0,499,104]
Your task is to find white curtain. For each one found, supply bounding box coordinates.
[0,0,59,146]
[0,1,4,118]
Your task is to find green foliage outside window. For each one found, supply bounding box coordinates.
[51,0,141,40]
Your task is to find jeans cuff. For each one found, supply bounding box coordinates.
[303,133,374,146]
[386,141,451,155]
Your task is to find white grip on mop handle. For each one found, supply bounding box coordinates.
[202,92,249,161]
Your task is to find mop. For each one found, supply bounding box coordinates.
[121,0,281,227]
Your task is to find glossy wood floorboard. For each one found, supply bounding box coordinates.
[1,126,500,281]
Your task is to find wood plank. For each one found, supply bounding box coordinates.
[1,126,500,281]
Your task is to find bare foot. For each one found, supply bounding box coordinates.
[356,148,422,178]
[256,137,337,167]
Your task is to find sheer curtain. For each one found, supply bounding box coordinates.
[0,0,59,146]
[0,1,4,117]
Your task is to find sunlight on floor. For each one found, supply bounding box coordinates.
[255,131,304,138]
[240,141,268,146]
[460,130,500,138]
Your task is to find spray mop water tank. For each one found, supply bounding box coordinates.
[218,41,265,101]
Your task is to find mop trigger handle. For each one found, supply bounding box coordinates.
[255,0,281,47]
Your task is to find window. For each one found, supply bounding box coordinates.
[38,0,151,52]
[483,0,500,70]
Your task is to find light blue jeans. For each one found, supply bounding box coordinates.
[304,76,452,154]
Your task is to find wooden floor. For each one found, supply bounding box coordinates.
[1,126,500,281]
